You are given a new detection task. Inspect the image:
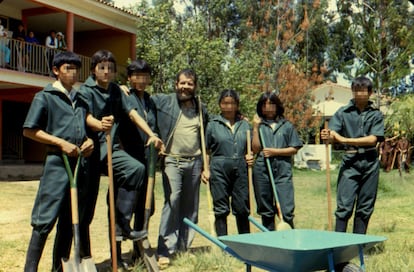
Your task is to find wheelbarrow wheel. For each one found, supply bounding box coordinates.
[334,262,364,272]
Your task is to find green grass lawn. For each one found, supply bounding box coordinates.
[1,168,413,271]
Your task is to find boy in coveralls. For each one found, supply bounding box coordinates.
[78,50,162,268]
[23,51,94,272]
[321,76,384,234]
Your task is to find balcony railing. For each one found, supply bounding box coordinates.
[1,37,91,81]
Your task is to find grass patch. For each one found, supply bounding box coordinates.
[1,168,414,271]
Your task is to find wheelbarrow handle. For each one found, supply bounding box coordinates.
[183,218,240,258]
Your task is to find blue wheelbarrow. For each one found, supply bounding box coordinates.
[183,217,386,272]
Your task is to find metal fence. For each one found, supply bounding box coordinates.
[1,37,91,81]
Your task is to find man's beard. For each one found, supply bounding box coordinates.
[176,91,194,102]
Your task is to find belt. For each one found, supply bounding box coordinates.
[345,147,377,154]
[166,154,201,162]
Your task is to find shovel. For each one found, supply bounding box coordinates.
[62,153,97,272]
[246,130,256,230]
[258,127,292,231]
[135,142,159,272]
[106,132,118,272]
[198,96,216,237]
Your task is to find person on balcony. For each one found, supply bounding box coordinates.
[56,32,67,51]
[13,23,27,71]
[0,19,11,69]
[25,31,40,72]
[45,30,58,73]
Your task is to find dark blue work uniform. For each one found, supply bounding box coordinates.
[118,89,156,253]
[78,76,145,255]
[23,83,88,271]
[329,99,384,234]
[205,115,251,235]
[253,118,302,229]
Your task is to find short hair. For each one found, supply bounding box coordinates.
[52,51,81,69]
[351,76,373,93]
[90,49,117,73]
[256,91,285,119]
[218,89,240,105]
[176,68,197,85]
[127,59,151,77]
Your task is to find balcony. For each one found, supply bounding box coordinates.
[1,36,91,81]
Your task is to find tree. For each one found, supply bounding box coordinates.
[384,94,414,140]
[329,0,414,106]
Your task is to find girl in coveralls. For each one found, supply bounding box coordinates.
[201,89,254,236]
[252,91,302,230]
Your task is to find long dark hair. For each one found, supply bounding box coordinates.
[219,89,243,118]
[256,91,284,119]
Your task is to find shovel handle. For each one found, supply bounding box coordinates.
[106,132,118,272]
[258,127,285,223]
[143,142,156,230]
[246,130,255,229]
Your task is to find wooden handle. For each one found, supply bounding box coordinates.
[106,133,117,272]
[324,121,333,231]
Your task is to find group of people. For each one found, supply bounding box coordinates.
[22,48,384,272]
[0,21,67,72]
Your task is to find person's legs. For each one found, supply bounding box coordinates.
[52,197,72,272]
[157,156,184,259]
[335,160,360,232]
[354,157,379,234]
[231,159,250,234]
[25,155,70,271]
[210,158,230,236]
[24,229,48,272]
[177,157,201,251]
[253,158,275,230]
[112,150,146,240]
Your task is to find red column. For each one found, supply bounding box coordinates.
[131,33,136,59]
[66,12,74,52]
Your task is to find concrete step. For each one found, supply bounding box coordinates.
[0,163,43,181]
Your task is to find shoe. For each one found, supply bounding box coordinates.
[124,229,148,241]
[157,256,170,267]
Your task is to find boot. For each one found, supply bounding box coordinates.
[353,217,368,234]
[262,216,275,231]
[236,215,250,234]
[131,241,142,263]
[116,241,129,270]
[116,188,147,240]
[24,230,48,272]
[335,218,348,232]
[215,215,228,236]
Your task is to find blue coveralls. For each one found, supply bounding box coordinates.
[329,99,384,234]
[77,76,145,255]
[150,93,208,258]
[23,83,88,271]
[205,115,251,236]
[253,118,302,230]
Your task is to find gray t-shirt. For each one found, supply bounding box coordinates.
[168,106,201,157]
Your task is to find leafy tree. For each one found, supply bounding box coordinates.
[384,94,414,140]
[330,0,414,105]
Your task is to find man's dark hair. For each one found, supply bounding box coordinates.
[176,68,197,85]
[90,49,117,73]
[52,51,81,69]
[351,76,373,93]
[127,59,151,77]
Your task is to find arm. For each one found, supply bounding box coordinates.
[23,128,80,157]
[252,114,262,154]
[86,113,114,132]
[321,129,378,147]
[128,109,163,149]
[262,146,299,157]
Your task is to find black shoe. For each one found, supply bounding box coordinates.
[123,229,148,241]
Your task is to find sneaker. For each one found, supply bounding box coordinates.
[157,256,170,267]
